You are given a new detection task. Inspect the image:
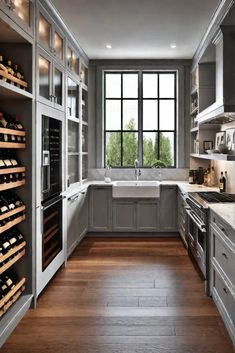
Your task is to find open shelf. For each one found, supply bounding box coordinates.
[0,128,26,136]
[0,80,32,100]
[0,248,26,275]
[0,278,26,318]
[0,214,25,234]
[0,205,26,222]
[0,180,25,191]
[0,70,28,89]
[0,167,25,175]
[0,142,25,149]
[190,153,235,161]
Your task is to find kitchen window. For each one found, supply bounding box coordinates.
[104,71,177,168]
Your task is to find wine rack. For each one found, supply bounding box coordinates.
[0,246,26,275]
[0,180,25,192]
[0,127,26,149]
[0,214,26,234]
[0,277,26,318]
[0,70,28,90]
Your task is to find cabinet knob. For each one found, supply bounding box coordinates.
[222,252,228,259]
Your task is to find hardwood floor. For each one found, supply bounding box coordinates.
[2,237,235,353]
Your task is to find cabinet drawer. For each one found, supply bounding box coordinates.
[212,213,235,246]
[212,268,235,325]
[212,227,235,286]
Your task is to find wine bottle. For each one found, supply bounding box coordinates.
[0,277,10,296]
[13,64,22,80]
[219,172,226,193]
[0,55,7,72]
[0,112,8,128]
[6,60,14,76]
[0,196,9,215]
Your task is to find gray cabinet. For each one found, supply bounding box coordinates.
[159,186,178,232]
[210,210,235,345]
[112,201,136,231]
[112,199,159,232]
[136,201,159,231]
[67,189,88,257]
[89,186,112,232]
[177,190,187,246]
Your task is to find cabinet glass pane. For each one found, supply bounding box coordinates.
[68,120,79,153]
[39,56,50,100]
[82,89,88,122]
[54,67,62,105]
[13,0,30,26]
[67,78,78,118]
[68,155,79,185]
[39,14,51,49]
[82,125,88,153]
[67,47,79,74]
[54,32,63,61]
[80,64,88,85]
[82,154,88,180]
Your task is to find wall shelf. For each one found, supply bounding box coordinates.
[0,70,28,89]
[0,214,26,234]
[0,80,32,100]
[0,278,26,318]
[0,142,25,149]
[0,248,26,275]
[0,128,26,137]
[0,180,25,192]
[0,205,26,222]
[0,167,25,175]
[190,153,235,161]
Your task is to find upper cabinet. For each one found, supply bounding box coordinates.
[37,7,64,66]
[196,26,235,124]
[37,47,64,109]
[67,45,80,77]
[80,62,88,87]
[0,0,34,36]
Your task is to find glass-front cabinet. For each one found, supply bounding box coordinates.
[80,62,88,86]
[67,119,80,187]
[38,49,64,109]
[67,77,79,118]
[82,88,88,122]
[67,45,79,76]
[0,0,34,35]
[38,7,64,65]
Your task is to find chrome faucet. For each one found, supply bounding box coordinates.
[134,159,141,180]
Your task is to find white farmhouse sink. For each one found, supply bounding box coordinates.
[112,180,160,198]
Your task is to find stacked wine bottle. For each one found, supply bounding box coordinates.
[0,54,27,90]
[0,108,26,317]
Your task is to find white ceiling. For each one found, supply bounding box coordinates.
[51,0,221,59]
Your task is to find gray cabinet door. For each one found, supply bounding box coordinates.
[112,201,136,231]
[136,201,159,231]
[67,189,88,256]
[89,187,112,231]
[159,186,178,232]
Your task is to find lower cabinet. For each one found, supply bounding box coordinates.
[112,200,159,232]
[210,211,235,345]
[89,186,112,232]
[159,185,178,232]
[67,188,88,256]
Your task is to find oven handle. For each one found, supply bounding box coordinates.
[185,208,206,233]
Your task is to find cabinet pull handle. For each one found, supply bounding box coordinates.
[223,287,228,295]
[222,252,228,259]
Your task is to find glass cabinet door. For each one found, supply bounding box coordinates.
[82,89,88,122]
[82,155,88,180]
[68,120,79,153]
[82,124,88,153]
[39,55,51,100]
[0,0,33,34]
[38,13,51,50]
[54,65,63,106]
[67,46,79,75]
[67,78,79,118]
[54,31,63,61]
[13,0,31,26]
[80,63,88,85]
[68,120,79,186]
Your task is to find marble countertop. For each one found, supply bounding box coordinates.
[209,204,235,230]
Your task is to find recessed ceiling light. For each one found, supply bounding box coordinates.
[106,44,112,49]
[170,43,176,49]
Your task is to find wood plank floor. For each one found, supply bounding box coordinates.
[2,237,235,353]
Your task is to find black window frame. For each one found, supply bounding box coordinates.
[104,70,177,168]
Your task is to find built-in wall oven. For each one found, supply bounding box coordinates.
[185,191,235,295]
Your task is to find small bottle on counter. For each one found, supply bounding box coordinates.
[219,172,226,193]
[188,170,194,184]
[224,171,228,192]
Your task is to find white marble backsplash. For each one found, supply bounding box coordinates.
[88,168,189,181]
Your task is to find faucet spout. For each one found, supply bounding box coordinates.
[134,159,141,180]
